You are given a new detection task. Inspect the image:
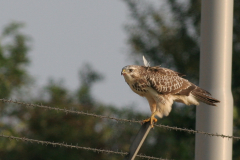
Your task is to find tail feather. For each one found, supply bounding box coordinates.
[191,90,220,106]
[191,83,211,95]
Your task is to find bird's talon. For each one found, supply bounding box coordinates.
[141,118,150,125]
[142,117,157,127]
[152,117,158,123]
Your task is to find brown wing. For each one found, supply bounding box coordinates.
[143,66,220,105]
[145,66,196,96]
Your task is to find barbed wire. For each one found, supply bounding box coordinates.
[0,98,139,123]
[0,98,239,140]
[0,134,167,160]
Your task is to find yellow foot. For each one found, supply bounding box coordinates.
[142,117,157,128]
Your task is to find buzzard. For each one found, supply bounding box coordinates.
[121,56,220,127]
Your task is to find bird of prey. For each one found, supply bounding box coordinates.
[121,56,220,127]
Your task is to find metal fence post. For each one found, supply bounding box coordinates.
[195,0,234,159]
[124,121,152,160]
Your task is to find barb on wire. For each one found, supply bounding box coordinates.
[0,99,140,123]
[154,123,239,140]
[0,134,167,160]
[0,98,239,140]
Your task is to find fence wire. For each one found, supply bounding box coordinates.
[0,134,168,160]
[0,98,239,140]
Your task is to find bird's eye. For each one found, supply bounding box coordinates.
[129,69,133,72]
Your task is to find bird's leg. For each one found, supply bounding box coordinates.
[142,112,157,128]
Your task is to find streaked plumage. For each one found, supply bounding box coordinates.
[121,56,220,126]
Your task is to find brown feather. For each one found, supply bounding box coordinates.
[176,85,196,96]
[193,86,211,95]
[122,64,220,107]
[142,66,220,105]
[191,91,220,106]
[144,66,193,95]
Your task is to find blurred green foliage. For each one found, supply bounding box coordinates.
[0,0,240,159]
[0,22,30,99]
[124,0,240,159]
[0,22,149,160]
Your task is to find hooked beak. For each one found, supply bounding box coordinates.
[121,69,126,75]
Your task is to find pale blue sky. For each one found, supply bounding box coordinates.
[0,0,150,112]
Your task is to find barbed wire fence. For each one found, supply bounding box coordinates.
[0,99,239,140]
[0,134,167,160]
[0,98,239,159]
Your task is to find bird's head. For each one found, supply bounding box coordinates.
[121,65,141,81]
